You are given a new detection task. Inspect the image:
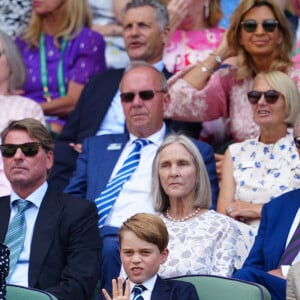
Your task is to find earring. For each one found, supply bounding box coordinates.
[204,3,210,19]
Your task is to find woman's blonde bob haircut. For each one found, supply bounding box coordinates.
[253,71,300,127]
[22,0,92,47]
[227,0,293,80]
[152,133,212,212]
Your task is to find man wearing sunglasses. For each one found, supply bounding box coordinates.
[64,61,218,296]
[48,0,201,193]
[233,115,300,300]
[0,118,101,300]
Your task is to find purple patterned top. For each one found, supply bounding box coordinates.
[16,27,106,103]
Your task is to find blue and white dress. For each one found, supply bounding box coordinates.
[229,132,300,266]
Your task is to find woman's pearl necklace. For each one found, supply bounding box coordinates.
[165,207,201,222]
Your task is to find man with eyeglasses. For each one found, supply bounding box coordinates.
[64,61,218,296]
[232,115,300,300]
[0,118,101,300]
[48,0,202,193]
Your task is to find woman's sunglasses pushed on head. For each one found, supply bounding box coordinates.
[120,90,165,102]
[241,19,278,33]
[247,90,280,104]
[0,142,42,157]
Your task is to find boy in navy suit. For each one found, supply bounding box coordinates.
[102,213,199,300]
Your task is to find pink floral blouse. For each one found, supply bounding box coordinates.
[166,65,300,142]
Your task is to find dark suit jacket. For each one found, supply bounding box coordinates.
[0,188,102,300]
[64,133,219,208]
[233,190,300,300]
[241,190,300,271]
[48,67,201,192]
[151,276,199,300]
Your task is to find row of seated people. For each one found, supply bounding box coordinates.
[0,0,298,298]
[2,0,300,140]
[1,60,299,300]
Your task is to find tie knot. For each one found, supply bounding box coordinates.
[134,139,151,149]
[133,284,146,297]
[13,200,31,214]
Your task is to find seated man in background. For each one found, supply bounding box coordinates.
[233,114,300,300]
[0,118,101,300]
[64,61,218,295]
[48,0,201,193]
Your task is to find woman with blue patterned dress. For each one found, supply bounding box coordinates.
[217,71,300,267]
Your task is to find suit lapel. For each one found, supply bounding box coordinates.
[151,276,170,300]
[28,188,63,287]
[94,134,129,195]
[271,195,300,268]
[0,196,11,242]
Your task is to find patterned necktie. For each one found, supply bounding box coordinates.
[133,284,146,300]
[279,221,300,266]
[4,200,31,280]
[95,139,151,228]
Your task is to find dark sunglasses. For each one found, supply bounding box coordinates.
[294,137,300,149]
[0,142,42,157]
[241,19,279,33]
[120,90,165,102]
[247,90,280,104]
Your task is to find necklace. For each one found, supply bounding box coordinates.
[165,207,201,222]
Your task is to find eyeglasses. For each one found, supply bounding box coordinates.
[294,137,300,149]
[240,19,279,33]
[0,142,42,157]
[120,90,165,102]
[247,90,280,104]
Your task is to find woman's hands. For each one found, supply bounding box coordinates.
[225,201,263,222]
[102,277,130,300]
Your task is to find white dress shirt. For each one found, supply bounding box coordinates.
[105,124,166,227]
[129,274,157,300]
[281,208,300,277]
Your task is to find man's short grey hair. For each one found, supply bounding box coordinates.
[121,0,169,30]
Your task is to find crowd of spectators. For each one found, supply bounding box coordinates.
[0,0,300,299]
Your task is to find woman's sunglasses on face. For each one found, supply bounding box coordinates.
[247,90,280,104]
[240,19,279,33]
[120,90,165,103]
[0,142,42,157]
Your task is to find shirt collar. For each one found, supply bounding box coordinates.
[130,274,158,294]
[10,181,48,208]
[152,60,164,72]
[129,123,166,147]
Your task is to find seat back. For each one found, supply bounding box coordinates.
[7,284,58,300]
[171,275,271,300]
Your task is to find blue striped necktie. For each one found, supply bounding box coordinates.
[95,139,151,228]
[4,200,31,280]
[133,284,146,300]
[279,221,300,266]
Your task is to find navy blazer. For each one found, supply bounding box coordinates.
[232,190,300,300]
[0,188,101,300]
[242,190,300,271]
[48,67,201,192]
[150,276,199,300]
[64,132,219,208]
